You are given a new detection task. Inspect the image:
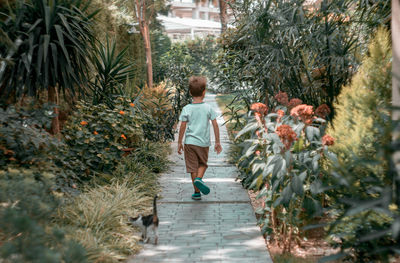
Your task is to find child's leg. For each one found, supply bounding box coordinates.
[191,172,200,192]
[196,165,207,179]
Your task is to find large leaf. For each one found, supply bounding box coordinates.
[235,122,259,140]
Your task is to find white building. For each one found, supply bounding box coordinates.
[158,0,224,41]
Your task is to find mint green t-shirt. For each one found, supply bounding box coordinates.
[179,103,219,147]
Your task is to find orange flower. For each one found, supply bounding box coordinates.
[93,131,98,135]
[322,134,335,146]
[290,104,314,124]
[121,134,127,140]
[274,91,289,106]
[277,110,285,123]
[276,125,298,151]
[130,103,135,107]
[315,104,331,118]
[119,110,125,115]
[80,121,88,126]
[251,103,268,116]
[287,98,303,109]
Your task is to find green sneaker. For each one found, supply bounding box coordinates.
[194,178,210,195]
[191,192,201,200]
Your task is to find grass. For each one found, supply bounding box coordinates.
[215,93,247,164]
[272,253,317,263]
[56,142,170,263]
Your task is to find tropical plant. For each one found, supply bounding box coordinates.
[235,92,335,252]
[215,0,390,118]
[0,0,97,132]
[89,37,134,108]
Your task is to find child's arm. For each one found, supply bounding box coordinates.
[177,121,187,155]
[211,119,222,154]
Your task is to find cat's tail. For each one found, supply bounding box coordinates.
[153,195,158,217]
[153,195,159,226]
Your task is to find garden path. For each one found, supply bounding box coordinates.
[128,93,272,263]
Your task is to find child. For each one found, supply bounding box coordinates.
[177,76,222,200]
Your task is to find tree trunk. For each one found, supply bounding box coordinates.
[143,21,153,89]
[48,85,60,135]
[219,0,228,33]
[135,0,153,89]
[392,0,400,205]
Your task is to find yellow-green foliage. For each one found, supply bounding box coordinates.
[327,27,392,175]
[57,179,153,262]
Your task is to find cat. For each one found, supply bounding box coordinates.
[128,195,159,245]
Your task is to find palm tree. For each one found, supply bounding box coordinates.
[0,0,96,133]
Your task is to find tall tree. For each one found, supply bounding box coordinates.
[219,0,228,33]
[134,0,153,89]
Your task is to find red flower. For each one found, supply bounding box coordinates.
[251,103,268,116]
[255,150,261,156]
[80,121,88,126]
[322,134,335,146]
[290,104,314,124]
[275,125,298,151]
[287,98,303,109]
[93,131,98,135]
[119,110,125,115]
[121,134,127,140]
[130,103,135,107]
[274,91,289,106]
[315,104,331,118]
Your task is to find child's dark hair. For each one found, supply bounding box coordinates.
[189,76,207,97]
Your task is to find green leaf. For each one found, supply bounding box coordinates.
[291,175,304,196]
[305,126,320,142]
[293,137,304,152]
[235,122,258,140]
[281,184,293,205]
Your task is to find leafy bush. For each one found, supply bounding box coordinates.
[215,0,390,118]
[235,93,335,252]
[139,83,176,142]
[57,97,143,183]
[0,104,61,168]
[0,168,87,262]
[322,28,398,262]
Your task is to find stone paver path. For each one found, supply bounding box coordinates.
[128,93,272,263]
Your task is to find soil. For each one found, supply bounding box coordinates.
[248,190,340,262]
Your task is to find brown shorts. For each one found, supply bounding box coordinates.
[184,144,209,173]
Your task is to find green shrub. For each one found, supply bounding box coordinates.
[323,28,397,262]
[0,104,61,168]
[57,97,144,183]
[140,84,176,142]
[0,168,87,262]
